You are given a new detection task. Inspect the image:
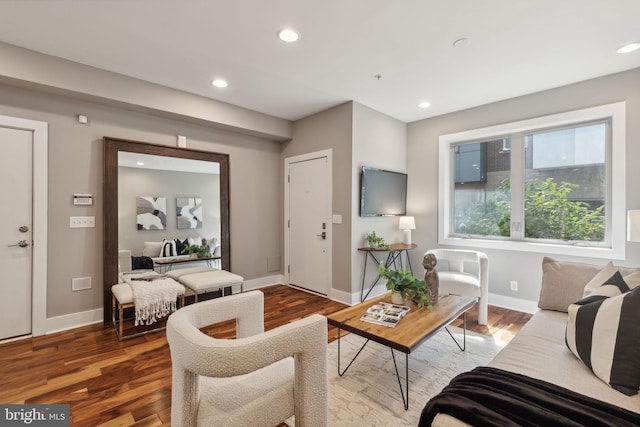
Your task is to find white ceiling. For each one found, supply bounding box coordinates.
[118,152,219,174]
[1,1,639,123]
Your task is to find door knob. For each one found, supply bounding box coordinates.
[316,231,326,240]
[8,240,29,248]
[19,225,29,233]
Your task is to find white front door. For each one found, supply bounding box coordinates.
[287,154,331,295]
[0,126,33,339]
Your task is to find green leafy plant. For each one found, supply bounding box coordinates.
[378,264,432,309]
[456,178,604,241]
[366,231,390,249]
[181,244,211,258]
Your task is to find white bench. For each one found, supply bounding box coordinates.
[111,281,186,340]
[166,267,244,302]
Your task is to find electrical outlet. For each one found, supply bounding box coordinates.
[510,280,518,291]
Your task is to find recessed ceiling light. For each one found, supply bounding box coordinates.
[278,28,300,43]
[418,101,431,109]
[136,161,144,166]
[617,42,640,54]
[211,79,228,88]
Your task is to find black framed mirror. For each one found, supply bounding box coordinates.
[102,137,230,323]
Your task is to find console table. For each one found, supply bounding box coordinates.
[358,243,418,302]
[154,256,221,273]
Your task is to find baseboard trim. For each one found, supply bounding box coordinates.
[243,275,285,291]
[488,293,539,314]
[331,283,388,305]
[332,288,540,313]
[46,308,104,335]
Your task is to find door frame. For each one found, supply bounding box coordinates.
[284,149,332,295]
[0,114,48,337]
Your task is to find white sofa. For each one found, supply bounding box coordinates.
[422,257,640,426]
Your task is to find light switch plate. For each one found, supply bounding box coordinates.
[332,214,342,224]
[70,216,95,228]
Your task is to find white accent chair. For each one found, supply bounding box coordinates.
[426,249,489,325]
[166,290,328,427]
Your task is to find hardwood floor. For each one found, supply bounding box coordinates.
[0,285,531,426]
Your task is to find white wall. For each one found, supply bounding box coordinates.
[285,103,353,295]
[407,68,640,308]
[351,103,407,300]
[0,83,282,322]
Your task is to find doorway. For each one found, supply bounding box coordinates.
[285,150,332,296]
[0,114,47,341]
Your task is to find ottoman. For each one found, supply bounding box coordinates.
[167,269,244,302]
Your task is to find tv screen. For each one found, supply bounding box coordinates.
[360,166,407,217]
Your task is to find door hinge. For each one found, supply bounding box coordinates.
[288,219,290,228]
[288,174,290,183]
[288,265,290,273]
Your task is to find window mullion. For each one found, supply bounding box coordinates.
[509,134,525,240]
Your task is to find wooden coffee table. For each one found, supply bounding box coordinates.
[327,293,476,409]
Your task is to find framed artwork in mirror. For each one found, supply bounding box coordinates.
[136,196,167,230]
[177,196,203,229]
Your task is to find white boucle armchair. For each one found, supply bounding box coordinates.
[166,290,328,427]
[426,249,489,325]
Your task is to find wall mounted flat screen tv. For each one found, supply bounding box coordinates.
[360,166,407,217]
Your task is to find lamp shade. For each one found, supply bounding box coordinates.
[398,216,415,231]
[628,210,640,242]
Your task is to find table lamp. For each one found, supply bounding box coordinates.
[627,210,640,242]
[398,216,416,245]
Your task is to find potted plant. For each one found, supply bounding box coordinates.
[181,244,211,259]
[378,264,433,309]
[366,231,390,249]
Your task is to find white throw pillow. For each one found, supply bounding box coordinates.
[583,262,640,297]
[187,236,204,247]
[142,241,163,257]
[582,261,616,297]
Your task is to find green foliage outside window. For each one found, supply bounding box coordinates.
[455,178,605,241]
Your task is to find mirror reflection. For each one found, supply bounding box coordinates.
[117,152,222,268]
[102,137,230,324]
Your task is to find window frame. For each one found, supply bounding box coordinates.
[438,102,626,260]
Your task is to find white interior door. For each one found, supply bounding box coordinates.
[288,156,330,295]
[0,126,33,340]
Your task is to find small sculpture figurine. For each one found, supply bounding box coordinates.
[423,253,439,305]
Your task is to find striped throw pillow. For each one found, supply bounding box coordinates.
[159,239,177,257]
[566,271,640,395]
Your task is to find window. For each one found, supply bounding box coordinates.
[438,103,626,259]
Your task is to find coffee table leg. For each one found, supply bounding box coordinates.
[390,349,410,410]
[444,311,467,351]
[337,325,370,377]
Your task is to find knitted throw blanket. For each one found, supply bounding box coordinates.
[124,272,185,326]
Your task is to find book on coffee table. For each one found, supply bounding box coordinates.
[360,302,410,328]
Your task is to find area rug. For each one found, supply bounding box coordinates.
[324,327,504,426]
